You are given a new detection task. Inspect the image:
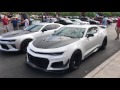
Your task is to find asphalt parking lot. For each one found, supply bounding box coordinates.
[0,23,120,78]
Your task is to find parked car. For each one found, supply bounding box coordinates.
[107,19,113,25]
[113,17,118,23]
[26,25,107,72]
[49,18,58,23]
[0,23,63,52]
[70,19,90,25]
[79,17,100,25]
[54,17,74,25]
[32,20,41,24]
[94,17,113,25]
[94,16,103,24]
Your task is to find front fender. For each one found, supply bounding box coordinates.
[15,37,34,50]
[65,42,83,60]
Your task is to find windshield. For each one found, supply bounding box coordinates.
[24,25,44,32]
[53,27,86,38]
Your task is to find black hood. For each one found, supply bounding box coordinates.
[1,30,33,38]
[33,35,79,49]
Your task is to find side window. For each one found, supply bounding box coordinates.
[54,24,60,29]
[87,27,98,35]
[43,25,52,30]
[43,24,60,31]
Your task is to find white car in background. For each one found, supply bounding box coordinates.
[70,19,90,25]
[32,20,41,24]
[0,23,63,52]
[26,25,107,72]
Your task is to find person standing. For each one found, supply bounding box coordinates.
[115,17,120,40]
[2,15,9,33]
[24,18,29,28]
[19,17,25,30]
[102,16,108,26]
[11,17,18,30]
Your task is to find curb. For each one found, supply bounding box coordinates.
[84,50,120,78]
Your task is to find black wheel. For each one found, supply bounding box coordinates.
[20,39,32,53]
[100,36,107,50]
[69,50,82,71]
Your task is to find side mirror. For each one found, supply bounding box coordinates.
[87,34,94,38]
[42,28,47,32]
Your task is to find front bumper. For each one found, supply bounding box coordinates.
[0,41,19,52]
[26,47,70,71]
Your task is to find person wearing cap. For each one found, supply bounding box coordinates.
[11,17,18,30]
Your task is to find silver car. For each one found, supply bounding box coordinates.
[0,23,63,52]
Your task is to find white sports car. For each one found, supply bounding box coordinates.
[26,25,107,71]
[0,23,63,52]
[70,19,90,25]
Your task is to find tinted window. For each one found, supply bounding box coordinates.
[24,25,44,32]
[71,20,75,22]
[87,27,98,35]
[80,18,88,21]
[43,24,60,30]
[54,24,60,29]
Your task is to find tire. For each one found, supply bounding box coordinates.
[20,39,32,53]
[100,36,107,50]
[69,50,82,71]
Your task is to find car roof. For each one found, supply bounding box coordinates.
[33,22,62,26]
[70,19,80,20]
[63,25,98,28]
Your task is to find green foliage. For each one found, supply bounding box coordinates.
[85,12,95,17]
[102,12,112,17]
[69,12,80,16]
[1,12,120,17]
[111,12,120,16]
[61,12,70,16]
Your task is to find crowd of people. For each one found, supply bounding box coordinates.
[100,15,120,40]
[1,13,120,41]
[0,13,30,33]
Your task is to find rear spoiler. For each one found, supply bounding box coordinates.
[98,25,107,29]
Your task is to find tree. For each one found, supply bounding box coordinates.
[102,12,112,17]
[85,12,95,18]
[111,12,120,16]
[60,12,70,16]
[69,12,80,16]
[81,12,86,17]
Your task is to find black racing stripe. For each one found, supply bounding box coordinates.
[33,36,79,49]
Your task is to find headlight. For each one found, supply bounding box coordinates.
[0,39,16,42]
[8,40,16,42]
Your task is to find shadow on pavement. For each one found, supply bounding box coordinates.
[0,51,25,56]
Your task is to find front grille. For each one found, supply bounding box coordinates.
[1,44,9,50]
[11,44,16,48]
[51,61,63,68]
[28,53,49,69]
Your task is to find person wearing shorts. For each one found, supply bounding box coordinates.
[115,17,120,40]
[2,15,9,33]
